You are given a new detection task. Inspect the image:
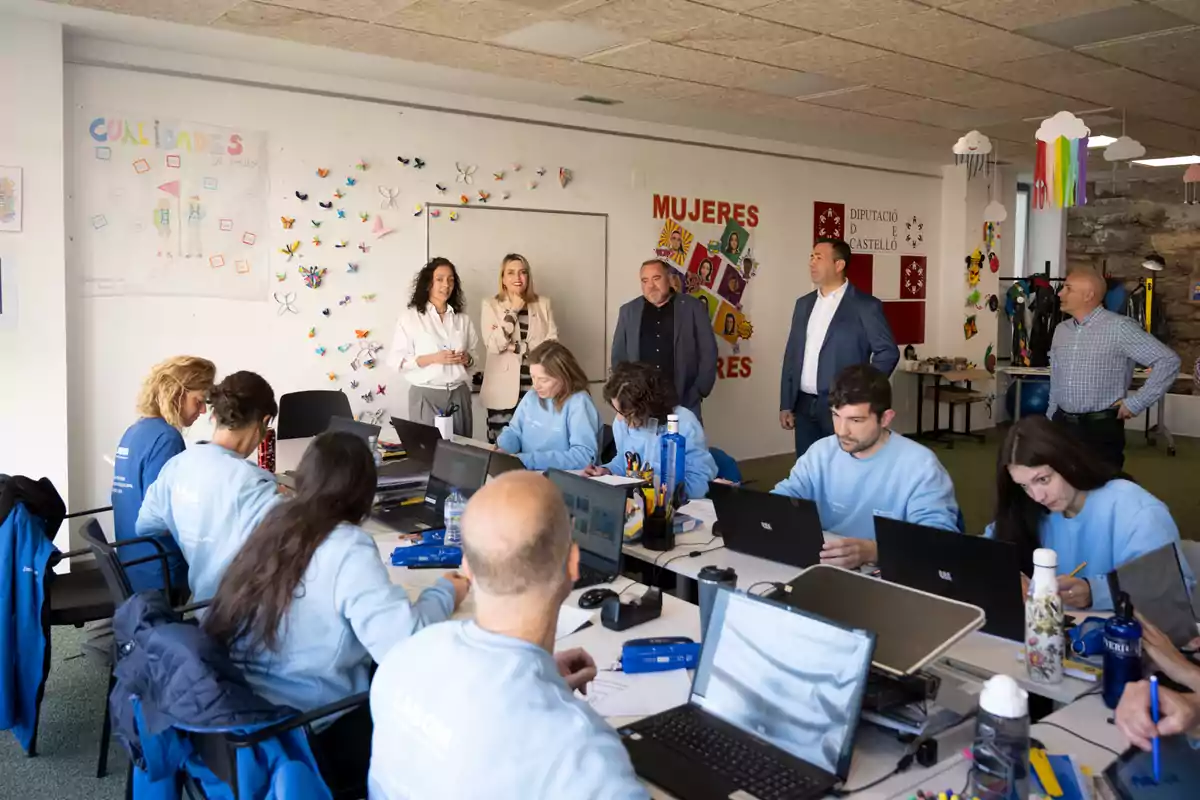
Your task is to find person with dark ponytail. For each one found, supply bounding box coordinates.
[136,371,280,602]
[987,415,1192,611]
[204,431,469,791]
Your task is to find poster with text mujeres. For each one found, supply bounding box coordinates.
[76,111,267,299]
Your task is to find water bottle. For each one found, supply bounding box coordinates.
[368,434,384,468]
[967,675,1031,800]
[443,488,466,547]
[1103,591,1143,709]
[659,414,687,504]
[1025,547,1064,685]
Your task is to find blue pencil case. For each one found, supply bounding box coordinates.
[391,545,462,568]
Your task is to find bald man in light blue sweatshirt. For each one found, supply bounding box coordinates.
[772,364,960,569]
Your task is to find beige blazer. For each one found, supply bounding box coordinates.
[480,295,558,409]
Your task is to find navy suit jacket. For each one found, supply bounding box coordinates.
[780,283,898,411]
[611,292,718,416]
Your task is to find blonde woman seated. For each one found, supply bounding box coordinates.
[481,254,558,444]
[495,341,600,471]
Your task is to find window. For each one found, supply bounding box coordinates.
[1014,184,1030,278]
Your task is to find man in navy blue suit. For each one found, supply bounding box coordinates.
[780,238,898,457]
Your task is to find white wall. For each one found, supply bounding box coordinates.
[1028,205,1066,278]
[0,16,72,547]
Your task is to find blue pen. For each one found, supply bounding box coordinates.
[1151,675,1161,784]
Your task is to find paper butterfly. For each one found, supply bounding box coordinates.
[362,293,376,302]
[355,159,368,171]
[345,177,357,187]
[376,384,386,396]
[273,292,298,315]
[316,168,329,178]
[360,408,386,426]
[413,158,425,169]
[361,391,374,403]
[493,171,504,181]
[510,163,521,172]
[307,327,315,338]
[312,235,321,246]
[339,295,351,306]
[299,266,327,289]
[455,162,477,184]
[349,380,360,389]
[397,157,410,165]
[536,167,546,176]
[435,184,447,194]
[478,190,490,203]
[528,180,538,190]
[319,201,333,210]
[379,186,400,210]
[346,262,358,273]
[359,212,370,222]
[327,372,337,381]
[372,216,393,238]
[275,272,287,282]
[315,347,326,356]
[429,209,441,218]
[355,329,370,338]
[333,189,345,199]
[295,191,308,201]
[460,194,470,205]
[280,241,301,260]
[449,211,458,221]
[335,240,348,248]
[359,242,370,253]
[281,216,295,229]
[501,191,511,200]
[321,308,330,316]
[311,220,322,228]
[337,209,346,219]
[338,343,353,353]
[414,204,423,217]
[558,167,572,188]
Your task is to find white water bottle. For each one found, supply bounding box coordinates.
[1025,547,1064,685]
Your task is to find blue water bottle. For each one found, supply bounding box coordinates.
[443,488,466,547]
[1102,591,1143,709]
[659,414,687,504]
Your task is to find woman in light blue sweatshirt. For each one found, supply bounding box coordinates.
[204,431,470,794]
[496,340,600,470]
[585,361,717,500]
[988,415,1193,611]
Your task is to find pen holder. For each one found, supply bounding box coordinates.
[642,511,675,552]
[434,414,454,440]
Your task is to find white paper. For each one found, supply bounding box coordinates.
[590,474,647,487]
[678,499,716,527]
[555,605,595,641]
[585,669,692,718]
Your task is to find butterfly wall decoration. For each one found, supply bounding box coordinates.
[319,201,333,210]
[281,216,295,229]
[345,177,357,187]
[295,191,308,201]
[280,241,301,260]
[316,168,329,178]
[273,292,298,315]
[299,266,327,289]
[413,158,425,169]
[379,186,400,210]
[455,162,477,184]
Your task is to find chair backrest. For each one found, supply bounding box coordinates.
[278,391,353,440]
[81,520,135,604]
[709,447,742,483]
[1181,540,1200,618]
[598,423,616,466]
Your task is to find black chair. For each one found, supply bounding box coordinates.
[277,391,353,440]
[598,423,617,466]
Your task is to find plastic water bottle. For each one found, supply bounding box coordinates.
[1103,591,1143,709]
[967,675,1031,800]
[368,435,384,468]
[1025,547,1064,685]
[659,414,687,504]
[443,488,466,547]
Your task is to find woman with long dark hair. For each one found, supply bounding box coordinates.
[204,431,469,789]
[386,257,479,436]
[988,415,1191,610]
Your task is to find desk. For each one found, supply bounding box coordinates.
[899,367,990,445]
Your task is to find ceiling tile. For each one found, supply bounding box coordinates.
[1129,119,1200,151]
[941,0,1137,31]
[255,0,416,23]
[1014,4,1191,48]
[1065,68,1200,107]
[212,2,361,44]
[971,50,1113,82]
[917,31,1063,69]
[665,15,816,58]
[491,20,630,57]
[805,86,915,110]
[491,0,599,9]
[68,0,243,25]
[1149,0,1200,24]
[584,40,808,93]
[837,9,993,50]
[749,0,927,35]
[377,0,544,40]
[937,82,1064,110]
[1080,28,1200,86]
[571,0,736,40]
[681,0,778,9]
[1133,101,1200,129]
[754,35,883,71]
[868,97,973,127]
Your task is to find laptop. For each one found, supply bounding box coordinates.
[487,450,526,479]
[389,417,443,468]
[875,517,1025,642]
[620,587,876,800]
[708,483,824,569]
[772,564,985,676]
[372,440,491,533]
[325,414,380,442]
[546,469,626,589]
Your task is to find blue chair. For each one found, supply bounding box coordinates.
[956,508,967,534]
[709,448,742,484]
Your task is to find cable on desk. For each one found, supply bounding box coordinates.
[1033,720,1121,756]
[833,710,978,797]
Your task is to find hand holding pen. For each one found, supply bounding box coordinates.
[1115,677,1200,754]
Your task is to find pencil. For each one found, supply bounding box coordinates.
[1067,561,1087,579]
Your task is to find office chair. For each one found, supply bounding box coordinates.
[277,391,353,440]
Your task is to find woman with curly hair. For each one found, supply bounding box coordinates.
[111,355,215,593]
[136,371,280,602]
[387,257,480,437]
[585,361,717,500]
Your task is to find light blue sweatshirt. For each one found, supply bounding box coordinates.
[985,479,1194,611]
[772,432,959,540]
[368,620,647,800]
[136,443,281,602]
[233,522,454,715]
[602,406,718,500]
[496,391,601,471]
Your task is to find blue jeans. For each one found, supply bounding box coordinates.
[793,393,833,459]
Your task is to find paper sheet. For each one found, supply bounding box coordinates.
[555,605,596,641]
[585,669,692,718]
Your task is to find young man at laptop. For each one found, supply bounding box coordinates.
[368,472,647,799]
[772,364,959,569]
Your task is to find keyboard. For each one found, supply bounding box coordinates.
[635,707,820,800]
[574,565,615,590]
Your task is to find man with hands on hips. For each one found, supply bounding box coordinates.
[772,364,960,570]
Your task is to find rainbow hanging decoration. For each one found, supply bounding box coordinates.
[1033,111,1090,210]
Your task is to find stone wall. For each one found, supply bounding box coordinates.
[1067,181,1200,389]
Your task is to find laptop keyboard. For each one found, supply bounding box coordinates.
[636,707,819,800]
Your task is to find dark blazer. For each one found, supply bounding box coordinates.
[611,292,718,416]
[780,283,898,411]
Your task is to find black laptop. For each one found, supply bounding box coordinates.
[708,483,824,569]
[373,440,491,533]
[546,469,626,589]
[487,450,526,479]
[875,517,1024,642]
[620,587,875,800]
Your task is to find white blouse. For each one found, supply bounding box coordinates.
[386,304,480,389]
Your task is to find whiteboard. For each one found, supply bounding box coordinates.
[426,206,607,380]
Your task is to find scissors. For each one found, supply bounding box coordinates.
[625,451,641,473]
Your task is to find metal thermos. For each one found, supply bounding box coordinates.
[1103,591,1143,709]
[697,566,737,639]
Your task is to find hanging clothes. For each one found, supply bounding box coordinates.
[1124,281,1169,341]
[1026,274,1062,368]
[1006,281,1030,367]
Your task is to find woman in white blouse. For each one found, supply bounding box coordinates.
[387,257,480,437]
[480,254,559,443]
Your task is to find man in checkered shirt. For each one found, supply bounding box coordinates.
[1048,269,1179,469]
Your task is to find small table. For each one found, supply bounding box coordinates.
[909,369,991,446]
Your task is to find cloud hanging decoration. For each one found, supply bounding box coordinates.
[1103,135,1146,162]
[983,200,1008,222]
[1035,111,1090,142]
[952,130,993,155]
[1033,111,1091,209]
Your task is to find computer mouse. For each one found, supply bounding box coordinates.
[578,588,619,609]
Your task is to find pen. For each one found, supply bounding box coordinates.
[1151,675,1161,784]
[1067,561,1088,578]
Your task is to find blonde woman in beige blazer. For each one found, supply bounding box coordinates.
[480,254,559,443]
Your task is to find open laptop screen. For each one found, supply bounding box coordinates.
[425,440,490,509]
[691,589,874,780]
[546,470,625,576]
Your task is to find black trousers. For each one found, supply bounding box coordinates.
[793,393,834,459]
[1053,410,1126,470]
[309,703,373,798]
